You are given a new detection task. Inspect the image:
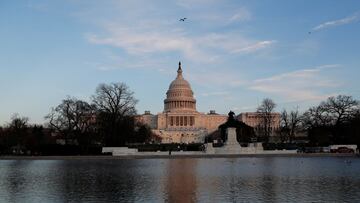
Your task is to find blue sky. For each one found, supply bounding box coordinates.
[1,0,360,124]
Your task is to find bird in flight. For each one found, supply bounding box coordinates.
[179,18,187,21]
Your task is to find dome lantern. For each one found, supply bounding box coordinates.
[177,61,183,78]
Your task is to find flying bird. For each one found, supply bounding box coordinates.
[179,18,187,21]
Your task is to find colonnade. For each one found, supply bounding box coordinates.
[165,101,195,110]
[169,116,195,126]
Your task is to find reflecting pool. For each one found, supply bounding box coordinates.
[0,157,360,202]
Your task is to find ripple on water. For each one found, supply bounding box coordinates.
[0,157,359,203]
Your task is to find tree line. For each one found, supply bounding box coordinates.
[257,95,360,146]
[0,82,156,155]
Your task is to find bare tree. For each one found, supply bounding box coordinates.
[303,105,331,128]
[322,95,359,126]
[280,110,290,143]
[303,95,359,145]
[303,95,359,128]
[9,114,29,130]
[45,97,95,145]
[289,109,302,142]
[8,114,29,147]
[257,98,276,142]
[91,82,138,146]
[280,108,302,143]
[92,83,137,117]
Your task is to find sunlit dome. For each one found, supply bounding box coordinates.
[164,62,196,112]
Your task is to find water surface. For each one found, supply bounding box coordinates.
[0,157,359,202]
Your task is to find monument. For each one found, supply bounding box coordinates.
[205,111,265,154]
[224,127,241,152]
[135,62,228,143]
[216,111,243,153]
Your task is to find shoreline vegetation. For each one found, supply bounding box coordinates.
[0,153,358,160]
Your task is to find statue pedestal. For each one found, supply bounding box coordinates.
[205,127,264,154]
[226,128,239,146]
[221,127,242,153]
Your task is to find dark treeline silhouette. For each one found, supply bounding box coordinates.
[0,82,156,155]
[277,95,360,147]
[302,95,360,146]
[252,95,359,147]
[0,114,54,155]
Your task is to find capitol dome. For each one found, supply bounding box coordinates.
[164,62,196,112]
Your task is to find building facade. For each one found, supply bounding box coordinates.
[237,112,280,137]
[136,62,227,143]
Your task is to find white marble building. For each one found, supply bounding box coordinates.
[136,62,227,143]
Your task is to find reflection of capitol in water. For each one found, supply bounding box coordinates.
[1,159,359,202]
[136,62,227,143]
[165,159,198,202]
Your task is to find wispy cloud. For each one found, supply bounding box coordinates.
[188,71,245,87]
[83,1,274,63]
[228,7,252,23]
[312,12,360,31]
[92,53,172,73]
[201,91,230,97]
[231,40,276,54]
[87,27,209,61]
[87,26,275,62]
[176,0,222,9]
[249,64,341,102]
[232,105,257,112]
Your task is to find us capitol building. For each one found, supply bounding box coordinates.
[136,62,228,143]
